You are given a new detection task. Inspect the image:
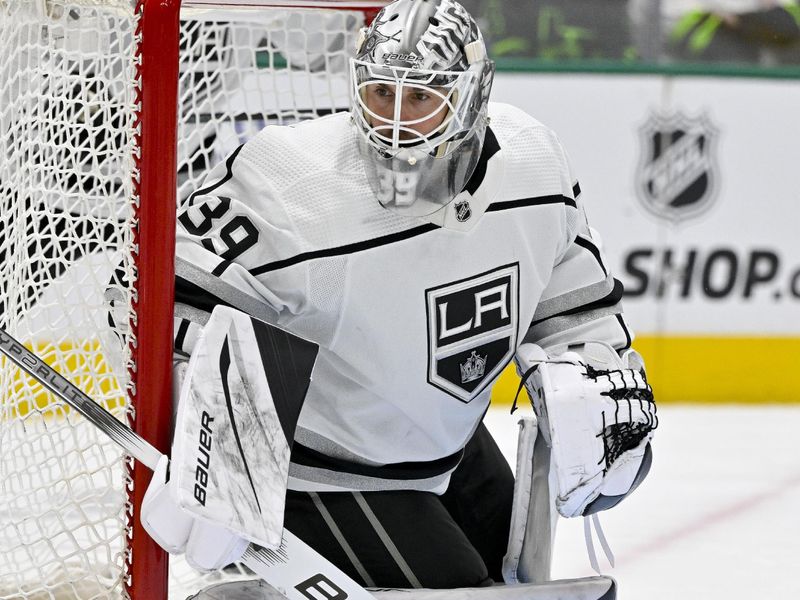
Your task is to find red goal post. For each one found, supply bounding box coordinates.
[0,1,384,598]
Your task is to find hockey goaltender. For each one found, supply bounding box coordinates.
[139,0,658,598]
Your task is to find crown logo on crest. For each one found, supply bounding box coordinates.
[460,351,487,384]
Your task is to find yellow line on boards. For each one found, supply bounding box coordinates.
[490,336,800,405]
[5,337,798,416]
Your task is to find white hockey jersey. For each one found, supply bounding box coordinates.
[173,102,632,493]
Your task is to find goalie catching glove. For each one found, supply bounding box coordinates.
[515,342,657,519]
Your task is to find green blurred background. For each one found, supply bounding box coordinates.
[460,0,800,75]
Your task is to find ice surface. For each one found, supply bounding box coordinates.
[484,404,800,600]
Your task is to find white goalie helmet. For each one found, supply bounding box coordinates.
[350,0,494,216]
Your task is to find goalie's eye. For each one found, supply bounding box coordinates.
[411,90,431,102]
[373,84,394,99]
[364,83,398,104]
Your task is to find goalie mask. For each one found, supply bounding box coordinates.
[350,0,494,216]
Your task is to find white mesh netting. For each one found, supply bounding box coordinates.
[0,2,139,597]
[0,1,368,598]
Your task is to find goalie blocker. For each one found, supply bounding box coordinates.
[142,305,320,571]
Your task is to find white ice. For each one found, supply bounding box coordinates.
[484,404,800,600]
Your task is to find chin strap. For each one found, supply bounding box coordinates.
[583,513,615,574]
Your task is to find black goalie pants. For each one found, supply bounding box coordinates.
[283,423,515,589]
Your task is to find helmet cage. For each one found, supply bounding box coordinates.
[351,59,482,158]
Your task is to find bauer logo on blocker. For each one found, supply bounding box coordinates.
[636,111,719,224]
[426,264,518,402]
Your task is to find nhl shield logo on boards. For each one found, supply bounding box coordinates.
[425,264,519,403]
[636,112,719,224]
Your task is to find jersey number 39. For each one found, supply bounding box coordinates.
[178,196,259,261]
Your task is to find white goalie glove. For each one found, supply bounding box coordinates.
[141,455,250,572]
[515,342,657,519]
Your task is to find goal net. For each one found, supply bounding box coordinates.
[0,1,381,598]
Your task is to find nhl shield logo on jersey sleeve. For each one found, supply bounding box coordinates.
[425,264,519,402]
[454,199,472,222]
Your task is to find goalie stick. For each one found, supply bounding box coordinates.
[0,326,377,600]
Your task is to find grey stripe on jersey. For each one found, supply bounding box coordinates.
[288,464,453,493]
[531,274,615,324]
[526,305,626,346]
[353,492,422,588]
[173,305,210,357]
[176,257,280,325]
[174,302,211,327]
[309,492,376,587]
[295,427,386,467]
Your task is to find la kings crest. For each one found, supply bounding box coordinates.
[426,264,519,403]
[636,112,719,224]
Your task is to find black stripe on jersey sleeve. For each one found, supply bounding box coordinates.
[174,318,190,354]
[290,443,465,481]
[616,313,633,350]
[249,223,439,276]
[486,194,576,213]
[462,127,500,196]
[175,274,234,314]
[185,144,245,206]
[575,235,608,276]
[530,278,625,327]
[212,259,234,277]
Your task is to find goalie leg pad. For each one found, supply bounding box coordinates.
[189,577,617,600]
[502,416,556,585]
